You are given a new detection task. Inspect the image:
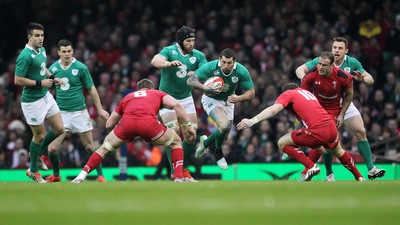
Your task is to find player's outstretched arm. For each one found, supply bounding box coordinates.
[295,64,309,80]
[237,103,284,130]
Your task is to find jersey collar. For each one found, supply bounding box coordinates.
[25,44,41,54]
[58,57,76,70]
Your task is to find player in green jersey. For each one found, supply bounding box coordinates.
[151,26,207,182]
[46,39,110,182]
[187,48,255,170]
[295,37,385,181]
[14,22,65,183]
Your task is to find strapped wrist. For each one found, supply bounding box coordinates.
[49,75,55,80]
[36,80,42,87]
[250,117,259,125]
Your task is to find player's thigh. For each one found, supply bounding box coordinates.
[160,111,180,133]
[46,112,64,134]
[79,130,95,150]
[104,130,126,150]
[153,127,176,146]
[277,132,295,148]
[344,114,367,137]
[29,124,48,142]
[291,128,324,149]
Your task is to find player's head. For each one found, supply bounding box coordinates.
[57,39,74,63]
[317,51,335,76]
[331,37,348,62]
[176,26,196,53]
[27,22,45,49]
[137,78,154,90]
[281,83,299,92]
[219,48,236,75]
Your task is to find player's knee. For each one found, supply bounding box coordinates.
[84,144,95,153]
[277,139,285,149]
[48,144,58,154]
[219,122,231,135]
[353,127,367,140]
[53,127,65,136]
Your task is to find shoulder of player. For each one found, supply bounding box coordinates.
[234,62,250,75]
[72,59,88,70]
[336,67,352,79]
[192,49,206,57]
[344,54,360,63]
[303,66,317,78]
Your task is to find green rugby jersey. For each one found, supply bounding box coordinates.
[158,44,207,100]
[49,58,94,112]
[195,60,254,101]
[305,55,366,74]
[15,45,48,103]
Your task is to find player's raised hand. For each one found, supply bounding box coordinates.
[351,71,364,82]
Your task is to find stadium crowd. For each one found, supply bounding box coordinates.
[0,0,399,170]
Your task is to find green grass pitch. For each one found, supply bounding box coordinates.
[1,180,399,225]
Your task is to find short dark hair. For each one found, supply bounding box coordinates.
[176,26,196,47]
[27,22,44,36]
[333,37,348,48]
[220,48,236,60]
[57,39,73,50]
[281,82,299,92]
[319,51,334,65]
[137,79,154,89]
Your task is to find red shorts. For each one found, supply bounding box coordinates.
[291,124,339,149]
[113,117,167,143]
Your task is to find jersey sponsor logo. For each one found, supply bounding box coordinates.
[189,57,196,64]
[231,76,238,83]
[213,70,220,76]
[42,51,46,58]
[31,54,35,59]
[344,67,351,73]
[72,69,78,76]
[332,81,337,89]
[315,81,320,85]
[51,67,58,73]
[172,50,178,55]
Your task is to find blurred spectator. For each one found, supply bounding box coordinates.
[11,138,29,169]
[59,137,82,168]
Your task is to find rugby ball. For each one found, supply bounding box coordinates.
[204,76,224,92]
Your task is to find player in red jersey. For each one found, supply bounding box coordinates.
[71,79,196,183]
[300,51,358,180]
[301,51,353,126]
[237,82,364,181]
